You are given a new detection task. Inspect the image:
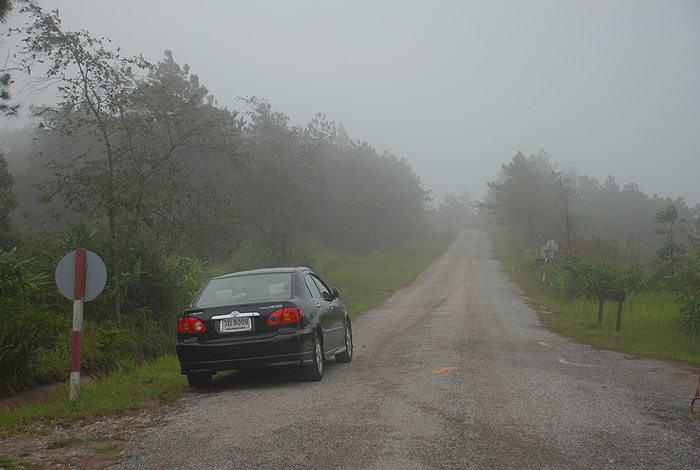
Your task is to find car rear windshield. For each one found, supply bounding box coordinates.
[193,272,294,307]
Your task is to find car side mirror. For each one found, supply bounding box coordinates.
[331,287,340,299]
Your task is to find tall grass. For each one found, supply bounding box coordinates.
[538,292,700,363]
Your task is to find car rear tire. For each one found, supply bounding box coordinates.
[335,323,353,363]
[187,372,212,389]
[302,334,324,381]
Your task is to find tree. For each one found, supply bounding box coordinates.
[437,190,478,229]
[12,2,151,277]
[551,174,584,250]
[12,4,246,316]
[14,6,244,249]
[1,0,19,117]
[237,98,322,261]
[486,150,559,244]
[0,73,19,117]
[0,154,17,247]
[654,204,686,276]
[119,50,245,253]
[0,0,12,23]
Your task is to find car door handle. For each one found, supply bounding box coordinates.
[316,302,321,308]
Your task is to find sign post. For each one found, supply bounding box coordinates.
[540,240,559,284]
[55,249,107,400]
[71,249,87,400]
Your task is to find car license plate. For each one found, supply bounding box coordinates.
[220,317,252,333]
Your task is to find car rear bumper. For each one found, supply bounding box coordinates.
[176,327,315,374]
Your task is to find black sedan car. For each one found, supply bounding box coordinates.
[176,267,353,388]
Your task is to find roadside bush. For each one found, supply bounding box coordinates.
[0,247,48,296]
[0,247,65,397]
[0,297,64,396]
[518,249,540,272]
[547,250,647,299]
[80,315,177,376]
[668,245,700,335]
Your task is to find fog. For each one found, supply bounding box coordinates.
[5,0,700,206]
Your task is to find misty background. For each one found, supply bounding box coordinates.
[4,0,700,206]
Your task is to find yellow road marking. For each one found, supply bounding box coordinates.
[431,367,460,374]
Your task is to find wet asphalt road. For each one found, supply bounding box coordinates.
[118,229,700,469]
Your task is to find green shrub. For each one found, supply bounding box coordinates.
[0,247,48,297]
[518,249,540,272]
[80,315,176,376]
[547,250,647,299]
[668,246,700,335]
[0,297,64,396]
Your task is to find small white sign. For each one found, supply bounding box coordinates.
[540,240,559,259]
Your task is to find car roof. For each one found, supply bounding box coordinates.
[211,267,311,280]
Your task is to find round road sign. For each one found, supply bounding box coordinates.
[540,240,559,259]
[55,250,108,302]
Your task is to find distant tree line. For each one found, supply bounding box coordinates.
[1,4,429,261]
[484,149,698,268]
[486,149,700,334]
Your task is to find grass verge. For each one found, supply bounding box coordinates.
[491,231,700,364]
[0,354,187,434]
[317,229,457,317]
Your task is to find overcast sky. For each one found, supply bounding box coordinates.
[5,0,700,206]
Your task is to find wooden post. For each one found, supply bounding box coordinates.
[616,300,624,332]
[597,288,626,332]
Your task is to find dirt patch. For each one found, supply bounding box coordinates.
[0,382,67,412]
[0,397,184,469]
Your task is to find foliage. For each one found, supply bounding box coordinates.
[0,72,19,117]
[484,150,695,268]
[551,172,584,250]
[667,234,700,335]
[653,204,687,277]
[0,297,61,394]
[436,190,478,229]
[0,354,187,430]
[9,6,245,324]
[0,296,63,396]
[517,248,540,272]
[493,234,700,365]
[0,247,60,396]
[0,247,47,297]
[546,250,647,300]
[7,5,431,260]
[235,102,430,254]
[0,0,12,23]
[0,226,202,397]
[485,150,560,243]
[79,317,175,376]
[0,155,17,241]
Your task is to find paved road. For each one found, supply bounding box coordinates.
[119,229,700,469]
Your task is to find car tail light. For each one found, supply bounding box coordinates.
[178,317,206,333]
[267,307,301,325]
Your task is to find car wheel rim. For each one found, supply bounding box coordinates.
[315,338,323,374]
[346,327,353,357]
